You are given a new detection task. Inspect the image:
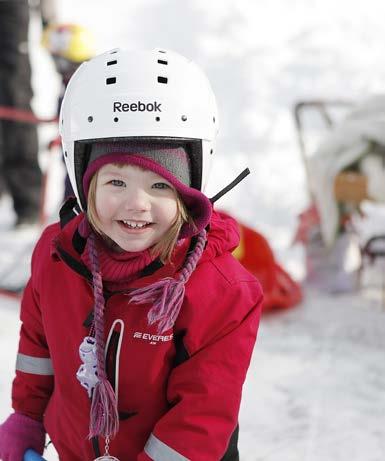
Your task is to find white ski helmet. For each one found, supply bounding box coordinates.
[59,47,219,210]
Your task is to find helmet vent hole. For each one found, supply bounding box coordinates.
[88,116,93,122]
[158,59,168,65]
[110,50,118,54]
[158,50,166,53]
[114,117,119,122]
[155,116,160,122]
[157,76,168,84]
[107,60,117,66]
[106,77,116,85]
[210,149,213,155]
[181,115,187,121]
[64,151,68,157]
[213,116,216,123]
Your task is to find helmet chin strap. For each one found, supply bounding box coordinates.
[209,168,250,204]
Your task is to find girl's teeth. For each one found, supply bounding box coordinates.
[122,220,149,228]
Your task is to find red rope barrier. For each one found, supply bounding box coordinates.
[0,288,22,300]
[0,106,58,124]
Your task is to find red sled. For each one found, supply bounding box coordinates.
[231,216,302,312]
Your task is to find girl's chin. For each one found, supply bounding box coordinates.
[99,225,157,253]
[97,232,152,253]
[112,237,156,253]
[117,244,150,253]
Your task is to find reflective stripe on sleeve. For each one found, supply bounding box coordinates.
[144,433,190,461]
[16,353,54,375]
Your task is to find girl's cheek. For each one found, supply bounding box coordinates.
[96,194,114,216]
[168,202,179,222]
[98,190,116,205]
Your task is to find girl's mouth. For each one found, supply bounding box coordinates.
[119,220,153,230]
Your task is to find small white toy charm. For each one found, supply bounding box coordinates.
[76,336,99,397]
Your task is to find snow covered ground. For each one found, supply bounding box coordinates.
[1,0,385,459]
[241,288,385,461]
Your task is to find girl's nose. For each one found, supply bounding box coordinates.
[123,187,151,211]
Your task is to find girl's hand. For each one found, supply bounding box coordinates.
[0,413,45,461]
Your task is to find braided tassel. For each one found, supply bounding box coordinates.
[88,233,119,440]
[130,230,207,333]
[89,379,119,439]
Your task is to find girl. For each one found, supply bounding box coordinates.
[0,49,263,461]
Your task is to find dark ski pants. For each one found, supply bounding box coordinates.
[0,0,42,221]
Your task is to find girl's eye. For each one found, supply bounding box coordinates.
[152,182,171,190]
[109,179,125,187]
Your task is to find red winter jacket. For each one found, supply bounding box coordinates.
[12,210,262,461]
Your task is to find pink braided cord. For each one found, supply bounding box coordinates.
[130,230,207,333]
[88,233,119,439]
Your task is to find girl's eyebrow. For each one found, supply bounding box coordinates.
[99,167,124,176]
[151,176,172,185]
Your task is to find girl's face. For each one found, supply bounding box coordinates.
[94,163,178,252]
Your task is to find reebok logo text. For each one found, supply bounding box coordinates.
[113,101,162,112]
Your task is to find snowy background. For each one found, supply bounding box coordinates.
[1,1,385,460]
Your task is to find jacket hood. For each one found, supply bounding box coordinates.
[200,210,240,263]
